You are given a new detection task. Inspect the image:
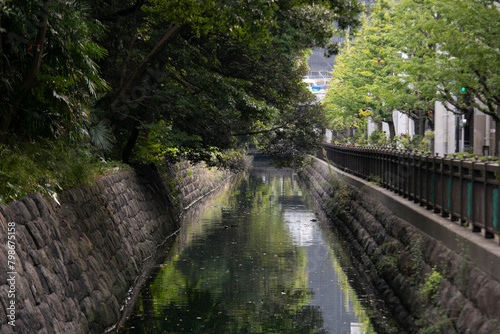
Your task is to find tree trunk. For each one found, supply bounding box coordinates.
[387,121,396,142]
[415,117,426,136]
[0,0,51,144]
[467,110,476,152]
[111,24,180,111]
[122,121,141,164]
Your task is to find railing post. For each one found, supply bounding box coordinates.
[383,148,388,188]
[471,157,479,233]
[405,151,410,199]
[396,150,401,195]
[484,158,494,239]
[378,147,382,183]
[413,152,421,203]
[449,155,457,221]
[418,152,425,206]
[441,155,449,218]
[433,153,439,213]
[459,157,465,225]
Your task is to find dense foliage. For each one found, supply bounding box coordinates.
[324,0,499,151]
[0,0,362,202]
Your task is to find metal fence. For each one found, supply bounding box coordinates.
[319,144,500,243]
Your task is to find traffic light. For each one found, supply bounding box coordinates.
[459,87,472,113]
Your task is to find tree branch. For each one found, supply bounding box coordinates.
[111,23,181,110]
[232,125,287,136]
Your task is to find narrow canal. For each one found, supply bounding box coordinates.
[118,164,398,333]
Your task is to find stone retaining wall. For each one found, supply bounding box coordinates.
[0,161,233,333]
[299,158,500,334]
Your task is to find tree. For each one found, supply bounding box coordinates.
[382,0,440,136]
[389,0,499,152]
[89,0,362,166]
[325,1,398,141]
[1,0,363,168]
[430,0,499,154]
[325,0,499,151]
[0,0,109,143]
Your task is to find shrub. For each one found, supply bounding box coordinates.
[368,129,390,146]
[420,267,443,302]
[393,131,434,153]
[0,141,129,203]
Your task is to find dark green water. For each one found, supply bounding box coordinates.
[118,166,382,334]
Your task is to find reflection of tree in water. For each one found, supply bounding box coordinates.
[124,282,327,333]
[120,171,328,333]
[258,302,328,334]
[123,280,231,334]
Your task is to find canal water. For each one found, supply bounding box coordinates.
[118,165,393,333]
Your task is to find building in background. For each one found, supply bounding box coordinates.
[305,0,377,86]
[434,102,496,157]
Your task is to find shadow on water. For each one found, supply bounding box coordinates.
[116,160,399,334]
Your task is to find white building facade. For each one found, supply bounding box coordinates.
[366,110,414,141]
[434,101,496,157]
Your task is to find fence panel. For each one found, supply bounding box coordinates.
[319,144,500,244]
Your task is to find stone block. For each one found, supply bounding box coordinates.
[39,265,64,294]
[80,296,94,324]
[478,320,500,334]
[86,255,104,278]
[0,212,7,243]
[36,302,53,330]
[44,293,66,322]
[27,248,51,269]
[474,281,500,320]
[9,200,32,223]
[46,216,62,241]
[78,234,93,256]
[96,277,111,301]
[0,251,8,283]
[57,205,76,228]
[25,220,46,249]
[76,272,94,300]
[14,225,37,256]
[15,275,33,309]
[440,283,466,322]
[54,259,69,284]
[0,294,6,325]
[20,196,41,219]
[24,262,44,304]
[468,268,489,303]
[66,262,83,283]
[0,203,15,223]
[27,194,51,218]
[56,321,84,334]
[0,322,15,333]
[9,320,29,333]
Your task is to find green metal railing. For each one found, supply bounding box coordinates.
[319,144,500,243]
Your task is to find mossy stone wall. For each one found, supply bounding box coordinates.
[299,158,500,333]
[0,161,232,333]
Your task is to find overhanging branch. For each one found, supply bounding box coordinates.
[232,125,287,136]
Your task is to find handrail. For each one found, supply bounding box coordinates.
[319,144,500,244]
